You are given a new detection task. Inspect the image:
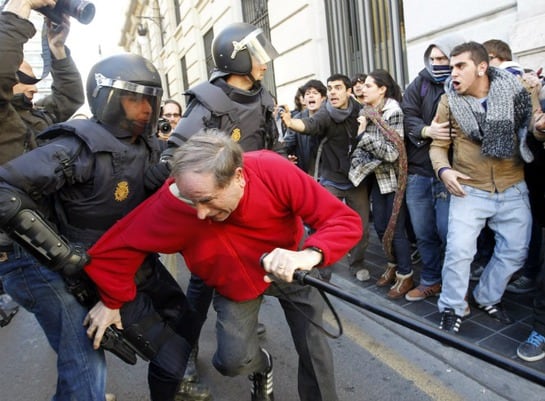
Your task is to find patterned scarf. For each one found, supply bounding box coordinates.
[361,105,407,261]
[446,67,532,162]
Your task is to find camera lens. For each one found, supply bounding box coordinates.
[157,118,171,133]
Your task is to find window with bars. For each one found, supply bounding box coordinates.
[324,0,408,89]
[173,0,181,27]
[203,28,215,78]
[180,56,189,95]
[241,0,277,97]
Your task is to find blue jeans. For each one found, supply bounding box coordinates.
[371,184,412,274]
[405,174,449,285]
[438,182,532,317]
[212,273,338,401]
[0,247,106,401]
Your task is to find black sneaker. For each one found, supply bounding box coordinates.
[517,330,545,362]
[249,348,274,401]
[0,304,18,328]
[506,276,537,294]
[438,308,462,333]
[477,303,512,324]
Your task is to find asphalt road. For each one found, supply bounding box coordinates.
[1,258,543,400]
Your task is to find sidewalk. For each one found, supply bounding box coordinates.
[328,229,545,384]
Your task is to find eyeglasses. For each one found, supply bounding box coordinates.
[163,113,180,118]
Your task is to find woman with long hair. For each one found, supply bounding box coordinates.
[349,69,414,299]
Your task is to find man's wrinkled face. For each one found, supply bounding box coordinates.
[450,51,486,95]
[304,88,325,113]
[175,169,245,221]
[13,61,38,100]
[327,80,351,109]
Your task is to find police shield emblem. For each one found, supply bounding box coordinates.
[114,181,129,201]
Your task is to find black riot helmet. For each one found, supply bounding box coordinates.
[86,54,163,136]
[212,22,279,77]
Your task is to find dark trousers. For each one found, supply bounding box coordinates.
[122,257,197,401]
[212,273,339,401]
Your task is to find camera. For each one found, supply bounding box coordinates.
[37,0,96,25]
[157,118,171,134]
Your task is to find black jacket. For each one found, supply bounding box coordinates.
[299,98,361,185]
[0,12,84,166]
[401,69,446,176]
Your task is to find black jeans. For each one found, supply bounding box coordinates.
[122,256,197,401]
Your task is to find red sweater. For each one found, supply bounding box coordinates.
[85,151,362,308]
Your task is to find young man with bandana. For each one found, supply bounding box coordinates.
[430,41,533,333]
[401,34,463,302]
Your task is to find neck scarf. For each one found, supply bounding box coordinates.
[361,100,407,260]
[446,67,532,161]
[326,99,354,123]
[431,65,451,83]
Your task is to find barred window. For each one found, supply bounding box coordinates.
[241,0,277,97]
[324,0,408,88]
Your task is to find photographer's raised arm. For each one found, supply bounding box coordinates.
[35,11,85,121]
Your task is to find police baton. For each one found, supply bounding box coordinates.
[286,267,545,387]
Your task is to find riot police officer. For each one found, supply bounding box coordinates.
[0,54,208,401]
[153,22,281,398]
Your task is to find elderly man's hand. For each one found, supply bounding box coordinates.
[261,248,322,283]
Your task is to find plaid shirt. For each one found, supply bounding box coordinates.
[349,99,404,194]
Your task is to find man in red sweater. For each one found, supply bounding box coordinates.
[84,129,362,401]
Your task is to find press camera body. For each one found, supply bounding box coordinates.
[157,118,171,134]
[37,0,96,25]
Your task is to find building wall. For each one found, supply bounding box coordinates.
[403,0,545,82]
[121,0,545,106]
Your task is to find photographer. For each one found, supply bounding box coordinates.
[157,99,182,151]
[0,1,108,399]
[0,0,85,327]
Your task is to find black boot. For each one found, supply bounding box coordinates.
[175,380,213,401]
[249,348,274,401]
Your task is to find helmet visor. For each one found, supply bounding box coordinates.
[94,73,163,136]
[232,28,279,65]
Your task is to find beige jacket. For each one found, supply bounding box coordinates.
[429,94,525,193]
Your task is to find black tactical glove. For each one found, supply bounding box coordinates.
[144,162,171,193]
